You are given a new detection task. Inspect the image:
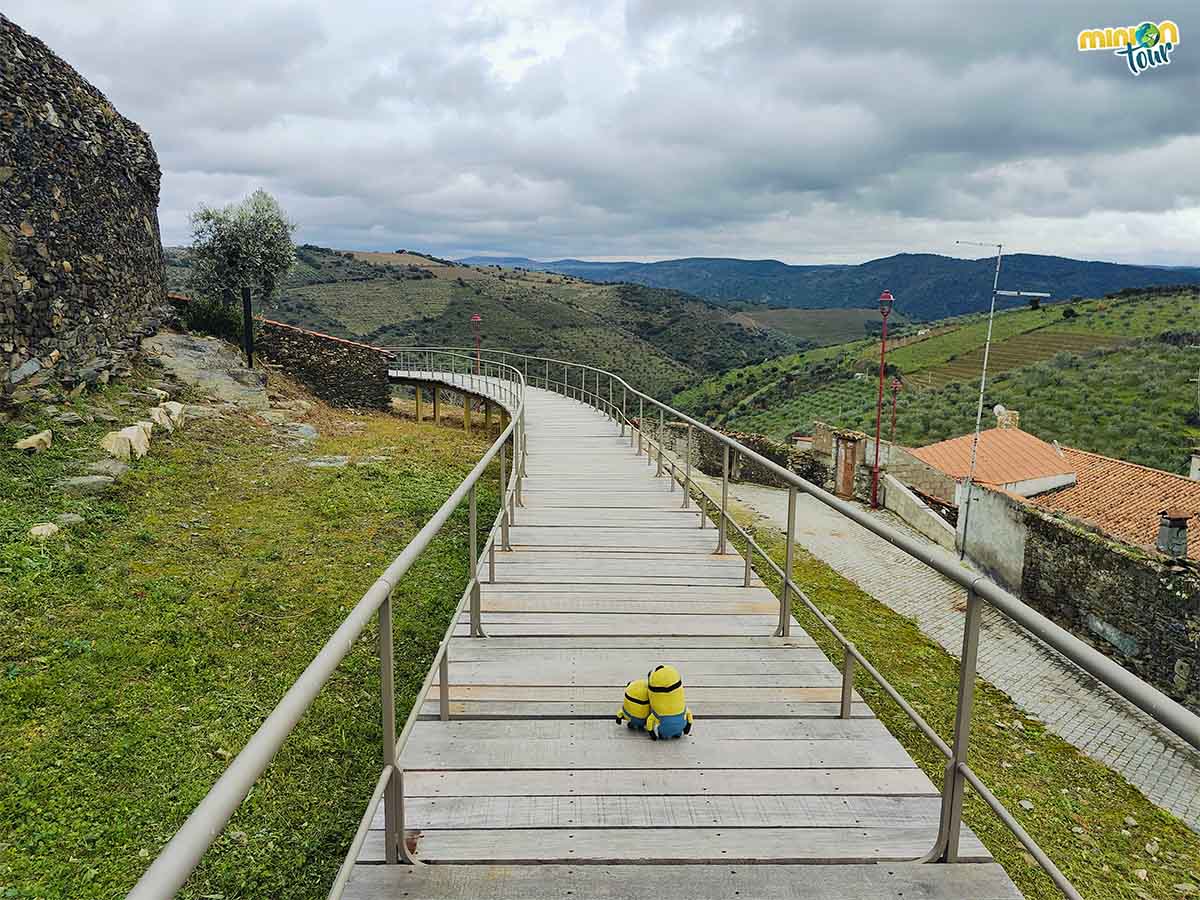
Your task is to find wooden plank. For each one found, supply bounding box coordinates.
[453,615,780,636]
[443,646,829,662]
[423,685,853,704]
[443,635,819,650]
[399,735,911,770]
[403,719,889,743]
[344,862,1022,900]
[390,767,936,798]
[373,794,950,830]
[439,655,837,674]
[418,700,876,719]
[434,671,843,687]
[481,597,779,614]
[359,825,991,864]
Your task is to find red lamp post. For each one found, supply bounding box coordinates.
[870,290,895,509]
[470,313,482,374]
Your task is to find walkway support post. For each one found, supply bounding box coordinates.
[641,398,648,462]
[469,485,484,637]
[415,385,422,422]
[433,387,440,425]
[657,408,665,477]
[779,486,796,637]
[935,587,983,862]
[718,445,730,555]
[840,650,855,719]
[464,394,471,434]
[379,591,400,864]
[439,648,450,721]
[681,425,692,510]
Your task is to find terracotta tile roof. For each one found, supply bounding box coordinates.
[909,428,1074,486]
[1032,447,1200,556]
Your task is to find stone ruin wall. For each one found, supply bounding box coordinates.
[1,15,166,402]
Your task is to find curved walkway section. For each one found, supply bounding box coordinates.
[342,383,1021,899]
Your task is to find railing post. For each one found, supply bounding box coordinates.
[439,645,450,721]
[520,410,528,478]
[778,486,796,637]
[469,485,484,637]
[657,408,665,477]
[744,539,753,588]
[840,649,855,718]
[637,398,643,456]
[500,442,512,550]
[669,460,676,491]
[699,495,707,529]
[379,592,400,865]
[681,425,692,509]
[934,587,983,862]
[718,445,730,554]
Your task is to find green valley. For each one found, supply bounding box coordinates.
[166,246,801,399]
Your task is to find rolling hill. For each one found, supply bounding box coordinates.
[165,245,801,398]
[672,287,1200,473]
[460,252,1200,321]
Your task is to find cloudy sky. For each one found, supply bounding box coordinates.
[8,1,1199,264]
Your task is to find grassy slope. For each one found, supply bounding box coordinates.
[0,371,498,898]
[747,307,911,345]
[167,246,800,399]
[731,517,1200,900]
[675,290,1200,467]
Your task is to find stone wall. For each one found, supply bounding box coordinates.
[1022,509,1200,713]
[1,15,165,401]
[257,318,391,409]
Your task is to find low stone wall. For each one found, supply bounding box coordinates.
[884,474,956,551]
[962,482,1200,712]
[1022,509,1200,713]
[257,318,390,409]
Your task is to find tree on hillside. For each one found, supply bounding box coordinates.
[188,189,296,304]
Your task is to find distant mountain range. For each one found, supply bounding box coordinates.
[458,253,1200,320]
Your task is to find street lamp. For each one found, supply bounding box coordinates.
[470,313,482,375]
[871,290,895,509]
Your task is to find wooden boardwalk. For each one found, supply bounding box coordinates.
[346,384,1021,898]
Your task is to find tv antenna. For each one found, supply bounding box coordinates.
[953,240,1050,562]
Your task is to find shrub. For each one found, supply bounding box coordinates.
[178,296,247,345]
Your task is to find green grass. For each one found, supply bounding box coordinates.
[676,289,1200,451]
[731,516,1200,900]
[747,307,911,345]
[842,339,1200,473]
[0,372,498,898]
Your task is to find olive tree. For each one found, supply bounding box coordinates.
[188,189,296,304]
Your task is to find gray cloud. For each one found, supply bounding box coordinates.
[6,0,1199,264]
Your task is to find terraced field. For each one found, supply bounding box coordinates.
[914,330,1123,390]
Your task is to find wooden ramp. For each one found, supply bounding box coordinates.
[347,385,1021,898]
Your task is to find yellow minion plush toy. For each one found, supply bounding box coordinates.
[616,678,650,730]
[645,664,693,740]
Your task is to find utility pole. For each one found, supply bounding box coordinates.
[954,240,1050,561]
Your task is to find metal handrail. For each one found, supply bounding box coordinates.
[388,345,1200,900]
[128,351,525,900]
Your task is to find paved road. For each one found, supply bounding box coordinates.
[718,479,1200,832]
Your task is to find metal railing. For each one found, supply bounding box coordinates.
[388,346,1200,900]
[127,351,525,899]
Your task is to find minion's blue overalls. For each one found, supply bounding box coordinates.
[645,664,693,740]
